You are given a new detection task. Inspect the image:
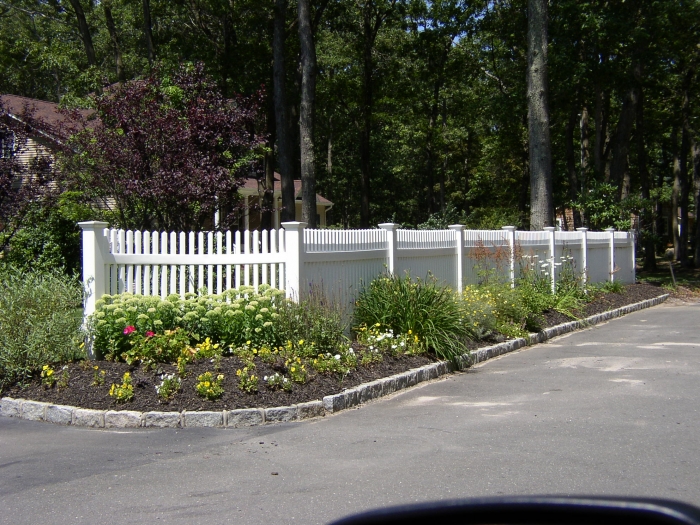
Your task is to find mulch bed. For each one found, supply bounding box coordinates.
[6,282,666,413]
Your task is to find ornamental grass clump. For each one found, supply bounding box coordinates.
[0,266,84,392]
[353,273,470,363]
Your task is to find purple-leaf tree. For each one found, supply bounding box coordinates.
[63,63,267,232]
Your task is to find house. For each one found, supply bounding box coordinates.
[238,177,333,229]
[1,94,333,230]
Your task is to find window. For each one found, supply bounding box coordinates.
[0,130,15,158]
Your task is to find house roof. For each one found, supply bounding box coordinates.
[0,94,92,141]
[241,176,333,207]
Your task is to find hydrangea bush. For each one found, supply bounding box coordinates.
[89,284,284,359]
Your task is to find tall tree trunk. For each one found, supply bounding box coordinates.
[593,87,606,178]
[636,81,656,271]
[580,105,589,225]
[68,0,96,66]
[672,126,690,266]
[103,2,125,82]
[565,107,581,228]
[527,0,553,230]
[693,138,700,268]
[273,0,295,223]
[261,96,276,232]
[440,99,447,214]
[609,82,639,195]
[359,6,373,228]
[298,0,317,228]
[142,0,156,64]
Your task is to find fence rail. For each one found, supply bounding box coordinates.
[80,221,635,320]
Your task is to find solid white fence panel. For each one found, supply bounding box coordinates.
[463,230,511,286]
[396,229,458,288]
[614,232,635,284]
[513,231,551,282]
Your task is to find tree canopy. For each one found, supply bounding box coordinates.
[1,0,699,265]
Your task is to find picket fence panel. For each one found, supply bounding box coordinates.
[79,221,636,321]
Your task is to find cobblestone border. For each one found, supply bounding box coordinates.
[0,294,669,429]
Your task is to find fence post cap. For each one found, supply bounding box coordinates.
[78,221,109,230]
[500,225,516,232]
[576,227,589,232]
[543,226,556,232]
[378,223,399,231]
[448,224,464,231]
[281,221,307,231]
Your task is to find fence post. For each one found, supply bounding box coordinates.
[629,230,637,283]
[501,226,516,288]
[605,227,616,282]
[378,223,398,275]
[544,226,556,294]
[78,221,110,352]
[281,222,306,301]
[576,227,588,287]
[449,224,464,292]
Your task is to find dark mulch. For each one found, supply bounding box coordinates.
[8,351,434,412]
[540,282,665,327]
[6,282,667,413]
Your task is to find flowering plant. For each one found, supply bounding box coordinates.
[195,371,224,400]
[109,372,134,403]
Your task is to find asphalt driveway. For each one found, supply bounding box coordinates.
[1,300,699,524]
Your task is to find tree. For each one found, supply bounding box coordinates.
[527,0,553,230]
[0,104,61,253]
[62,64,267,232]
[298,0,318,228]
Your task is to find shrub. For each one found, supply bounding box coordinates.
[0,266,84,392]
[275,286,348,353]
[353,273,470,362]
[89,285,285,360]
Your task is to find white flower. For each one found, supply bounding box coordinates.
[334,354,341,360]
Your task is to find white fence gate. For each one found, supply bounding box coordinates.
[80,221,635,320]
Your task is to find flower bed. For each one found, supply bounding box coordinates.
[4,282,665,413]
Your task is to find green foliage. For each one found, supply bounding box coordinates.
[353,273,470,362]
[1,192,93,275]
[0,266,84,392]
[196,371,225,400]
[119,328,191,369]
[264,372,292,392]
[275,286,348,353]
[109,372,134,403]
[155,373,181,400]
[235,367,258,393]
[89,285,285,360]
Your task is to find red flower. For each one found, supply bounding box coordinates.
[145,331,155,337]
[123,325,136,335]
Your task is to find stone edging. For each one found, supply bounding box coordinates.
[0,293,669,429]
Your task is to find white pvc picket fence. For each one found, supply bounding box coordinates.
[80,221,635,320]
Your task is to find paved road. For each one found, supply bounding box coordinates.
[2,300,700,525]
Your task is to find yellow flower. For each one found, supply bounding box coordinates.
[204,381,211,387]
[93,365,99,370]
[298,339,305,345]
[291,367,296,372]
[408,330,412,335]
[246,340,251,345]
[217,375,224,381]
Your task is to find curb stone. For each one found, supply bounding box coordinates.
[0,294,669,429]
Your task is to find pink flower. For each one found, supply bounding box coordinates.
[145,331,155,337]
[123,325,136,335]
